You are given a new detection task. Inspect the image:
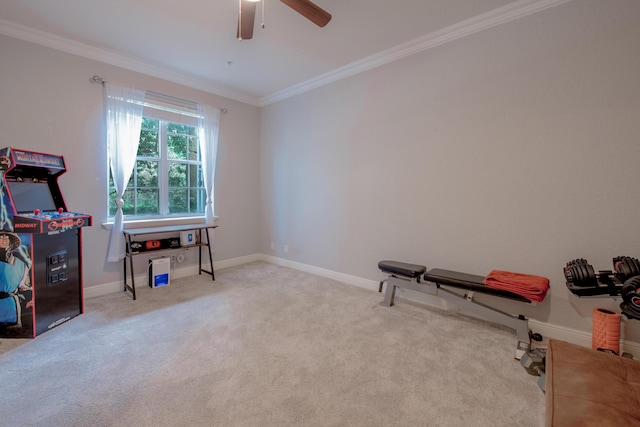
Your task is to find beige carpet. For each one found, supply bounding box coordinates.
[0,261,545,426]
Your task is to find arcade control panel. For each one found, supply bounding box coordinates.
[13,208,91,234]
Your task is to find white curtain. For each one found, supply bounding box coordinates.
[197,104,220,225]
[106,82,145,262]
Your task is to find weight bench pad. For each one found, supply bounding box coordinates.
[425,268,530,303]
[378,260,426,279]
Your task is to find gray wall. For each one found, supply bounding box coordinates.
[0,35,262,288]
[260,0,640,339]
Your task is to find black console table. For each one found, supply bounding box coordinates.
[123,224,217,300]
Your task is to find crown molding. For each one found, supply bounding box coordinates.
[0,0,572,108]
[259,0,573,106]
[0,18,261,106]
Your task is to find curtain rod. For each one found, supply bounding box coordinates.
[91,75,227,114]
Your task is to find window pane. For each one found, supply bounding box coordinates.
[190,189,206,213]
[188,164,202,187]
[138,130,159,157]
[168,189,188,213]
[142,117,159,130]
[136,189,158,214]
[108,168,133,187]
[122,189,135,215]
[188,136,199,161]
[167,123,189,134]
[138,118,159,157]
[136,160,158,187]
[108,188,117,216]
[109,187,135,216]
[167,134,187,160]
[168,163,187,187]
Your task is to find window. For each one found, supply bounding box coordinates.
[108,117,205,219]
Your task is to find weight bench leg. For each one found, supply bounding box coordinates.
[380,265,535,359]
[381,277,398,306]
[514,318,532,360]
[381,275,428,307]
[436,287,532,359]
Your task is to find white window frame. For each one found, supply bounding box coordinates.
[107,97,206,224]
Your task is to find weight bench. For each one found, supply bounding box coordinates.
[378,260,542,360]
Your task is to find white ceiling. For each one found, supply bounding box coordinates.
[0,0,571,106]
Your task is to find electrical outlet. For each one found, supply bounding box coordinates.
[284,245,289,253]
[271,242,275,250]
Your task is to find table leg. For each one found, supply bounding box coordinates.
[128,255,136,300]
[206,228,215,281]
[198,228,215,281]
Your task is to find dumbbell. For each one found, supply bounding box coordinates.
[613,256,640,282]
[520,348,547,391]
[564,258,597,288]
[620,276,640,320]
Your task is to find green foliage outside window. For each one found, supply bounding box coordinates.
[108,117,205,218]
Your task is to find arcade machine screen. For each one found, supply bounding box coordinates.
[7,180,58,213]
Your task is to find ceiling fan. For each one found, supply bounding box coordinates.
[238,0,332,40]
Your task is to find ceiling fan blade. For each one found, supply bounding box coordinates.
[280,0,331,27]
[237,0,257,40]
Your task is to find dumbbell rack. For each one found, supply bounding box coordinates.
[564,256,640,320]
[564,257,640,297]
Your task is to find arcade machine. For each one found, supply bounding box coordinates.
[0,147,92,338]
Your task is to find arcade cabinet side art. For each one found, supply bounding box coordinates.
[0,149,35,338]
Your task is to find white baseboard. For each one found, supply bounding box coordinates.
[84,253,640,356]
[260,255,380,291]
[84,254,260,299]
[84,264,201,298]
[260,255,640,356]
[214,253,262,270]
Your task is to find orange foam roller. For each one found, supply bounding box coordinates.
[592,308,621,355]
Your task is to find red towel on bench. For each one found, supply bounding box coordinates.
[483,270,550,303]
